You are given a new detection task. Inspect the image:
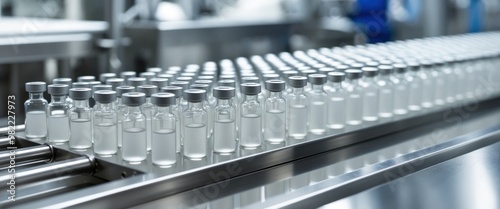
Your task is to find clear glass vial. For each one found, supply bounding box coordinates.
[106,78,125,91]
[377,65,395,118]
[171,81,190,107]
[121,92,147,163]
[360,67,379,122]
[93,90,118,156]
[307,74,328,135]
[239,83,263,148]
[151,93,177,166]
[47,84,70,143]
[183,89,208,159]
[264,80,287,143]
[287,76,308,139]
[53,78,74,107]
[419,61,435,109]
[115,86,135,148]
[392,63,409,115]
[191,83,214,138]
[406,62,423,112]
[137,85,158,152]
[160,86,183,153]
[212,86,237,153]
[344,70,364,126]
[432,59,447,107]
[327,72,346,130]
[69,88,93,149]
[25,82,48,139]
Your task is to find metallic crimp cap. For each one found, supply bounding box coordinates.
[364,61,379,68]
[181,72,196,77]
[151,93,176,106]
[122,92,146,106]
[198,75,214,81]
[378,65,394,75]
[137,85,158,97]
[25,81,47,92]
[191,84,210,93]
[220,74,236,80]
[92,84,112,93]
[328,72,345,83]
[262,74,280,81]
[69,88,92,100]
[349,63,365,69]
[241,76,259,83]
[72,82,90,88]
[128,77,147,87]
[106,78,125,90]
[94,90,117,103]
[288,76,307,88]
[171,81,189,91]
[362,67,379,77]
[218,79,236,87]
[121,71,137,79]
[150,78,169,89]
[213,86,235,99]
[99,73,116,83]
[48,84,69,95]
[318,68,335,75]
[89,81,102,88]
[183,89,206,102]
[282,71,299,80]
[176,76,193,83]
[140,72,156,79]
[393,63,407,74]
[194,80,213,87]
[420,60,433,69]
[345,69,363,79]
[407,62,420,71]
[335,65,349,72]
[158,74,174,80]
[53,78,72,86]
[241,83,261,95]
[300,69,317,77]
[160,86,183,98]
[147,67,162,74]
[116,86,135,97]
[308,74,327,85]
[77,76,96,82]
[265,80,285,92]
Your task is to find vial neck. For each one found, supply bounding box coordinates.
[347,79,360,85]
[292,87,304,94]
[95,102,113,109]
[145,97,152,104]
[73,99,89,108]
[116,97,123,105]
[311,84,324,91]
[379,74,391,80]
[187,102,203,109]
[175,97,181,107]
[29,92,44,100]
[216,98,232,106]
[243,94,258,102]
[268,91,283,98]
[331,82,343,89]
[51,95,66,103]
[155,106,171,114]
[126,106,142,114]
[363,77,376,82]
[395,73,405,79]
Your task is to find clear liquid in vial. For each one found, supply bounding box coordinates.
[421,79,434,108]
[408,82,422,111]
[47,115,70,142]
[117,121,123,147]
[240,114,262,148]
[152,129,176,166]
[213,119,236,153]
[69,118,92,149]
[288,104,307,139]
[328,97,345,129]
[346,94,362,125]
[93,122,118,156]
[25,111,48,138]
[379,88,394,118]
[184,123,207,159]
[309,101,327,134]
[362,91,378,121]
[264,110,286,142]
[122,127,147,162]
[394,85,409,115]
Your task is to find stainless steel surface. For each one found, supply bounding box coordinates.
[0,145,53,167]
[0,125,24,135]
[0,137,11,148]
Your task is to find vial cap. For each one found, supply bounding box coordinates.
[240,83,261,95]
[393,63,407,74]
[99,73,116,83]
[265,80,286,92]
[181,72,196,77]
[288,76,307,88]
[25,81,47,92]
[72,82,90,88]
[48,84,69,95]
[364,61,379,67]
[300,69,317,77]
[407,62,420,71]
[53,78,72,86]
[69,88,92,100]
[318,68,335,75]
[92,84,112,93]
[150,78,169,88]
[137,85,158,97]
[282,71,299,79]
[176,76,193,83]
[262,74,280,81]
[335,65,349,72]
[345,69,363,79]
[308,74,327,85]
[191,84,210,92]
[128,77,147,87]
[213,86,235,99]
[151,93,176,106]
[94,90,117,103]
[106,78,125,90]
[194,80,213,87]
[218,79,236,87]
[171,81,189,90]
[158,74,174,79]
[116,86,135,97]
[89,81,102,87]
[140,72,156,79]
[328,72,345,83]
[362,67,379,77]
[378,65,394,75]
[122,92,146,106]
[198,75,214,81]
[160,86,183,98]
[350,63,365,69]
[120,71,137,79]
[241,76,259,83]
[77,76,95,82]
[147,67,162,74]
[183,89,206,102]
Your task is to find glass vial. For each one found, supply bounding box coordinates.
[212,86,237,153]
[392,64,409,115]
[137,85,158,152]
[93,90,118,156]
[432,60,447,107]
[287,76,308,139]
[25,82,48,139]
[307,74,328,135]
[53,78,74,107]
[121,92,147,162]
[115,86,135,148]
[239,83,263,148]
[264,80,286,143]
[69,88,93,149]
[47,84,70,143]
[327,72,346,130]
[160,86,183,153]
[191,83,214,138]
[361,67,379,122]
[183,89,208,159]
[344,70,364,126]
[377,65,395,119]
[151,93,177,166]
[406,62,423,112]
[420,61,435,109]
